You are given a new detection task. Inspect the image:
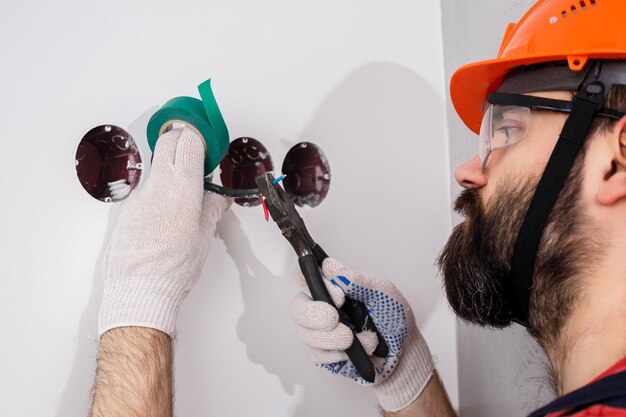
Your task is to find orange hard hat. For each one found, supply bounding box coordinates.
[450,0,626,134]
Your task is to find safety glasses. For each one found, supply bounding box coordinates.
[479,92,625,170]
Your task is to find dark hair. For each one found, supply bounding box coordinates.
[527,77,626,357]
[592,84,626,133]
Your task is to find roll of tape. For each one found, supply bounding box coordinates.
[146,79,229,175]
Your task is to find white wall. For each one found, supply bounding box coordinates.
[0,1,457,416]
[441,1,555,416]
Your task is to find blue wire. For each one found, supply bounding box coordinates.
[272,174,286,185]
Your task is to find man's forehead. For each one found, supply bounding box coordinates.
[525,90,573,100]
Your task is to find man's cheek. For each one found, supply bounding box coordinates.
[483,154,533,208]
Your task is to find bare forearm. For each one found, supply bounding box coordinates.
[90,327,173,417]
[384,372,457,417]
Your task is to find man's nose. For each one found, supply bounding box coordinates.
[455,155,488,189]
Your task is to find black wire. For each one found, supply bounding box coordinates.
[203,181,260,199]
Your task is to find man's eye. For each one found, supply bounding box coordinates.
[497,126,517,142]
[492,122,525,148]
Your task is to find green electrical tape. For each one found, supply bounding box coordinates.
[146,79,230,176]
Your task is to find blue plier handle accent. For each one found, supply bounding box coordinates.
[255,172,388,383]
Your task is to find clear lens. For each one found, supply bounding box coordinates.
[479,105,493,170]
[478,104,531,170]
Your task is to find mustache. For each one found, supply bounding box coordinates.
[440,185,515,328]
[453,188,482,219]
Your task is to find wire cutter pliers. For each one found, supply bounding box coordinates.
[255,172,388,383]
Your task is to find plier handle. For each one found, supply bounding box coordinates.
[255,172,388,383]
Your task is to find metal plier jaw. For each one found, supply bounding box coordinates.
[255,172,317,258]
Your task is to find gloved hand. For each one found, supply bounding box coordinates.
[98,127,231,338]
[289,258,434,412]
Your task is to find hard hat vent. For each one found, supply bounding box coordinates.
[559,0,597,18]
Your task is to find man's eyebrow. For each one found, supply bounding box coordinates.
[493,106,525,120]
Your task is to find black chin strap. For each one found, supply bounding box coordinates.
[504,69,607,327]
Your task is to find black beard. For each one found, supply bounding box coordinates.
[436,159,594,345]
[436,181,535,328]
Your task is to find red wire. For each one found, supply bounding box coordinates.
[260,196,269,222]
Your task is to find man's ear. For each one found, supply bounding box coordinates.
[598,115,626,205]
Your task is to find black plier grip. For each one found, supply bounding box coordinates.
[255,172,388,383]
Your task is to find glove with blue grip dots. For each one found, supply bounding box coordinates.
[289,258,434,412]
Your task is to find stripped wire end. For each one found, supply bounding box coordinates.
[260,195,270,222]
[272,174,287,185]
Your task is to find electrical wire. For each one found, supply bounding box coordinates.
[260,196,270,222]
[203,181,260,199]
[108,179,131,201]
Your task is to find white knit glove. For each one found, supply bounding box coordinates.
[98,127,231,338]
[290,258,434,412]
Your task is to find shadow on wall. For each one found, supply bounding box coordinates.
[54,109,156,417]
[296,61,447,326]
[225,62,448,416]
